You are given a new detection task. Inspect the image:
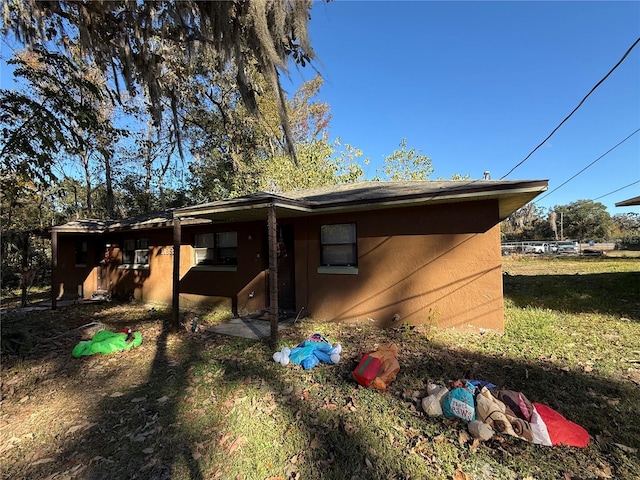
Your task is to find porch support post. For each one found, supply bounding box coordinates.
[267,203,279,346]
[171,216,181,333]
[51,229,58,310]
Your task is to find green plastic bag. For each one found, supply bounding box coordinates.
[72,330,142,357]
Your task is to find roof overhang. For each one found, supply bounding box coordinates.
[49,214,211,235]
[615,195,640,207]
[48,180,549,233]
[174,180,548,223]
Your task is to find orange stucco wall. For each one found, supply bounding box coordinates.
[53,235,101,299]
[54,225,268,314]
[178,221,268,314]
[292,200,504,331]
[53,199,504,331]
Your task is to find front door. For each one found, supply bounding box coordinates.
[96,244,115,292]
[277,225,296,311]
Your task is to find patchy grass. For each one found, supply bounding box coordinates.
[1,257,639,479]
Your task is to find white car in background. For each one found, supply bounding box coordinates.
[555,241,578,254]
[524,242,550,254]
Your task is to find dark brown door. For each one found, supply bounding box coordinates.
[277,225,295,311]
[96,244,114,292]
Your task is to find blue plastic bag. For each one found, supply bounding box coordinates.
[442,381,476,422]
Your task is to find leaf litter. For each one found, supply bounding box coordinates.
[2,262,640,480]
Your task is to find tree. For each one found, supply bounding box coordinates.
[554,200,613,242]
[448,173,471,180]
[186,74,365,201]
[375,138,434,181]
[1,48,125,218]
[548,210,558,240]
[116,115,187,216]
[1,49,107,182]
[501,203,552,241]
[3,0,318,158]
[612,212,640,235]
[611,212,640,247]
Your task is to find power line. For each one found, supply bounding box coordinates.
[535,128,640,203]
[593,179,640,201]
[500,36,640,180]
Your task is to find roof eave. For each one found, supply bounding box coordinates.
[615,195,640,207]
[173,181,548,222]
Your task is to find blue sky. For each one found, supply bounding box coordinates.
[282,1,640,214]
[1,1,638,215]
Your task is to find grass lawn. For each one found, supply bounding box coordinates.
[1,256,639,479]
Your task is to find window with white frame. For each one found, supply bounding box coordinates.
[122,238,149,265]
[194,232,237,266]
[320,223,357,266]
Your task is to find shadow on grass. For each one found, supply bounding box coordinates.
[3,303,206,479]
[157,327,640,480]
[7,296,640,480]
[504,271,640,319]
[6,303,640,479]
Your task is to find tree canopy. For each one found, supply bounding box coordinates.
[501,199,624,243]
[0,47,119,184]
[555,200,614,242]
[2,0,318,156]
[375,138,434,181]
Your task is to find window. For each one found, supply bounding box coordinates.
[194,233,214,265]
[320,223,357,266]
[215,232,238,265]
[122,238,149,265]
[75,241,88,266]
[194,232,237,266]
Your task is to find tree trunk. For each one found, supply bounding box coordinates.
[144,123,153,212]
[82,150,93,217]
[171,218,181,333]
[157,143,176,211]
[20,232,30,308]
[104,153,115,218]
[51,230,58,310]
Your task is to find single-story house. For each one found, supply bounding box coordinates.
[49,180,548,332]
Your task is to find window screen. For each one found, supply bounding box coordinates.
[216,232,238,265]
[122,238,148,265]
[194,232,237,266]
[320,223,357,266]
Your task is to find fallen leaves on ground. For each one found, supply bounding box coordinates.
[224,435,247,455]
[452,465,471,480]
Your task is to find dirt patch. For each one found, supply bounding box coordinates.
[0,302,208,479]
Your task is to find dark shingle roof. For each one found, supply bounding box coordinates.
[175,179,548,222]
[51,180,549,232]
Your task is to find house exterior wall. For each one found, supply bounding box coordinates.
[53,235,101,299]
[178,221,268,314]
[54,223,269,314]
[293,199,504,331]
[53,198,504,331]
